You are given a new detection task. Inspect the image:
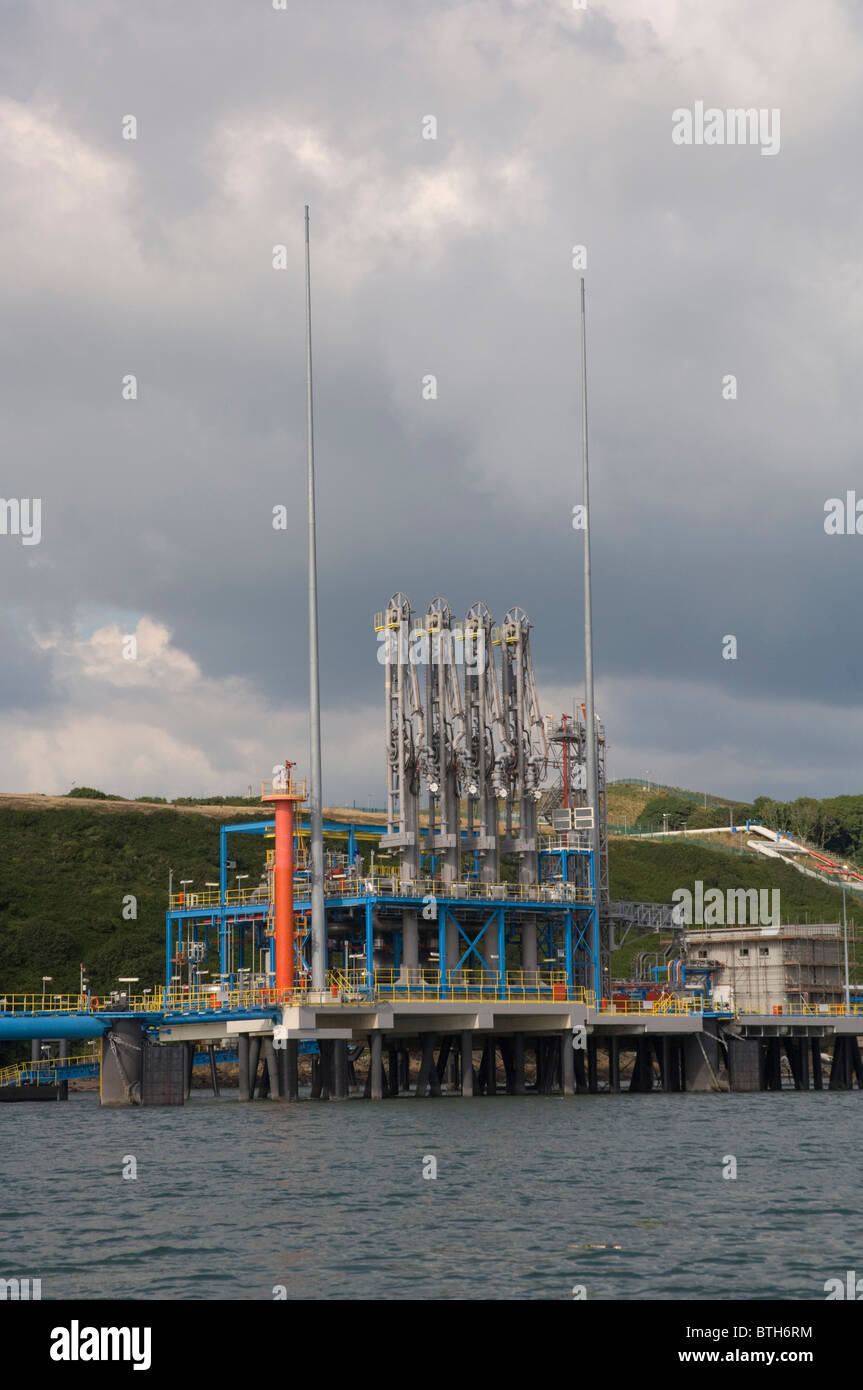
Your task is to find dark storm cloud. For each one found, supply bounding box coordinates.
[0,614,53,711]
[2,0,862,798]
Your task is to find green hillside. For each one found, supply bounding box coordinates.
[0,806,268,995]
[610,839,854,922]
[609,838,859,980]
[0,802,857,999]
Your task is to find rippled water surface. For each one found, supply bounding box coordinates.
[3,1090,861,1299]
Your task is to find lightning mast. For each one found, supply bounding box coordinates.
[304,206,326,990]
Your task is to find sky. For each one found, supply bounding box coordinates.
[1,0,862,805]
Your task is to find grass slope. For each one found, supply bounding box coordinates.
[0,804,857,999]
[609,838,858,981]
[0,806,268,995]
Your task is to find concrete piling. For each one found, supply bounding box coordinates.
[369,1030,384,1100]
[100,1019,145,1106]
[608,1036,619,1092]
[512,1033,526,1095]
[460,1032,474,1096]
[331,1041,349,1099]
[560,1030,575,1095]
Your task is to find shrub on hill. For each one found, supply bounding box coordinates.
[65,787,124,800]
[685,806,726,829]
[635,795,694,831]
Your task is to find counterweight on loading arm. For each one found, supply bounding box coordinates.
[376,595,550,886]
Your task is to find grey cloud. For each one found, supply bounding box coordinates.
[1,0,862,799]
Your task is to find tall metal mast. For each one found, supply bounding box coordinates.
[580,278,600,892]
[305,205,325,989]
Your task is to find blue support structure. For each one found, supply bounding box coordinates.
[438,907,448,998]
[162,816,602,1002]
[564,910,573,994]
[219,824,228,982]
[451,911,497,973]
[164,916,172,996]
[364,899,374,986]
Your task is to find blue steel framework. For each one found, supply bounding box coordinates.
[165,819,601,998]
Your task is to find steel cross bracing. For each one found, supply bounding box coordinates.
[605,900,679,953]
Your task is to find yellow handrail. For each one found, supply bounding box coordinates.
[169,886,269,909]
[0,983,858,1018]
[168,875,595,910]
[0,994,89,1013]
[0,1054,97,1086]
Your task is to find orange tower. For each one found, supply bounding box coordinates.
[261,762,306,994]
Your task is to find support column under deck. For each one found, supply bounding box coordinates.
[484,1036,497,1095]
[387,1044,399,1097]
[208,1043,221,1097]
[416,1033,439,1098]
[238,1035,250,1101]
[608,1036,620,1092]
[248,1037,262,1099]
[560,1031,575,1096]
[263,1038,279,1099]
[318,1040,332,1100]
[332,1041,349,1099]
[587,1036,598,1093]
[100,1019,145,1107]
[460,1032,474,1096]
[811,1039,823,1090]
[684,1023,720,1093]
[280,1040,299,1101]
[369,1030,384,1101]
[512,1033,526,1095]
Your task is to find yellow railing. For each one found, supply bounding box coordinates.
[736,1001,863,1017]
[168,875,594,910]
[161,988,290,1012]
[369,969,590,1003]
[318,876,594,904]
[266,848,309,869]
[169,886,269,909]
[0,994,90,1013]
[0,982,857,1019]
[593,996,707,1016]
[0,1055,96,1087]
[261,776,307,801]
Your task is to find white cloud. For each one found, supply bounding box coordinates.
[5,617,382,800]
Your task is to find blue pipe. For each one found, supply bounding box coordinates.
[0,1016,110,1041]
